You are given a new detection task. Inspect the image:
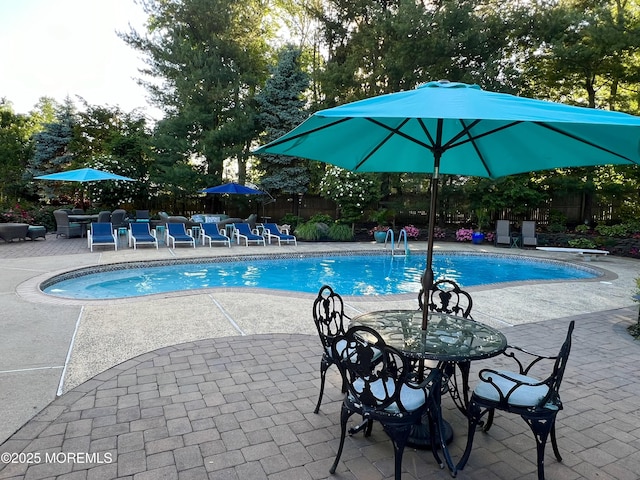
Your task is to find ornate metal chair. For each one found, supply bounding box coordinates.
[456,320,575,480]
[418,278,473,318]
[312,285,350,414]
[329,325,446,480]
[418,279,474,415]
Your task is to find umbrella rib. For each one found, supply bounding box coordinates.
[458,119,494,177]
[260,117,354,150]
[367,118,435,151]
[355,118,413,169]
[536,122,640,164]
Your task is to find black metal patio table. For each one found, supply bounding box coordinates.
[350,310,507,474]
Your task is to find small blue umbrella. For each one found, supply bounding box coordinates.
[35,167,135,182]
[200,183,264,195]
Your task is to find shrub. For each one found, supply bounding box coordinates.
[328,224,354,241]
[403,225,420,239]
[279,214,304,230]
[0,203,34,224]
[456,228,474,241]
[433,227,446,239]
[295,221,325,240]
[568,238,596,249]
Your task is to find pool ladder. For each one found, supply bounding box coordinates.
[384,229,410,256]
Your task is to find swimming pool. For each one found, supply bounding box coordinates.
[41,252,601,299]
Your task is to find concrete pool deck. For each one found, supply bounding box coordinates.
[1,233,639,479]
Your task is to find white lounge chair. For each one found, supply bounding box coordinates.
[166,223,195,248]
[128,222,158,249]
[201,223,231,248]
[87,222,117,252]
[262,223,297,246]
[234,223,265,246]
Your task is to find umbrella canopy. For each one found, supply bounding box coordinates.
[35,167,135,182]
[254,80,640,329]
[200,182,264,195]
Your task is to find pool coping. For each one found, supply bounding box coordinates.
[18,249,615,306]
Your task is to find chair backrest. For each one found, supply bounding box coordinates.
[130,222,152,236]
[53,210,70,227]
[135,209,150,220]
[111,209,127,227]
[234,223,254,235]
[521,220,536,236]
[313,285,349,352]
[71,208,84,214]
[97,211,111,223]
[527,320,574,407]
[245,213,258,230]
[418,279,473,318]
[91,222,114,237]
[264,223,283,235]
[201,223,222,237]
[496,220,509,236]
[333,325,415,412]
[167,222,188,235]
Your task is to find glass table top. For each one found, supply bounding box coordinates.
[351,309,507,361]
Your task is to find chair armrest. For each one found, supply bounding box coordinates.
[502,345,559,376]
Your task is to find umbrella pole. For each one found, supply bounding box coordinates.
[422,153,441,330]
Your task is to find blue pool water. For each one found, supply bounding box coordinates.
[42,253,599,299]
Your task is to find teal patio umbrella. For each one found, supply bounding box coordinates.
[35,167,135,183]
[35,167,135,207]
[254,80,640,329]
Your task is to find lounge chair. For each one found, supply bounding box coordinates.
[494,219,510,247]
[87,222,117,251]
[262,223,297,246]
[201,223,231,248]
[233,223,265,246]
[166,223,195,248]
[521,220,538,247]
[53,210,83,238]
[128,222,158,249]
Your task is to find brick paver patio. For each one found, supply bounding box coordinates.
[1,306,639,480]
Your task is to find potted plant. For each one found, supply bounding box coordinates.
[472,209,489,244]
[370,225,390,243]
[369,208,394,243]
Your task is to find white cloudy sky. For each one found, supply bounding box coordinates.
[0,0,162,119]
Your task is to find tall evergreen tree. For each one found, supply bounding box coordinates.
[26,99,76,202]
[255,45,310,196]
[120,0,272,187]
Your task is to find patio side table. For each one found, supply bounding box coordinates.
[510,232,521,248]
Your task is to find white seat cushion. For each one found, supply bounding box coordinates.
[474,370,549,407]
[352,377,426,413]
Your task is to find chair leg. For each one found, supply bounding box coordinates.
[550,421,562,462]
[523,415,556,480]
[482,408,495,432]
[456,402,487,473]
[330,404,353,474]
[314,356,330,414]
[444,361,471,417]
[388,425,412,480]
